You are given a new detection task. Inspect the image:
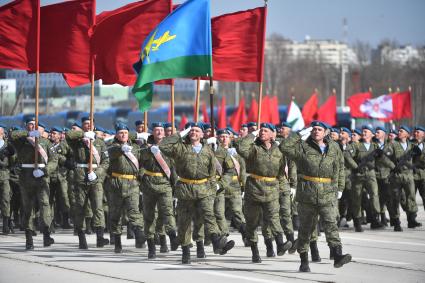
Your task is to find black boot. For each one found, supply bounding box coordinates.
[43,227,54,247]
[380,213,388,226]
[8,218,15,234]
[310,241,321,262]
[393,218,403,232]
[154,233,160,245]
[25,229,34,250]
[2,216,9,234]
[196,241,206,258]
[62,213,73,229]
[159,235,169,253]
[110,232,115,245]
[275,233,292,256]
[292,215,300,231]
[95,227,109,247]
[407,213,422,228]
[134,227,146,248]
[211,234,234,255]
[251,242,262,263]
[371,215,385,229]
[239,223,249,247]
[264,238,275,257]
[85,218,93,234]
[286,233,296,254]
[168,230,179,251]
[147,238,156,259]
[78,229,88,249]
[127,223,134,239]
[182,245,191,264]
[354,218,364,232]
[333,246,351,268]
[114,234,122,254]
[299,252,310,272]
[329,247,335,260]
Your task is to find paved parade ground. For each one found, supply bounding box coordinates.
[1,200,424,283]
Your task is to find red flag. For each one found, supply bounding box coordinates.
[200,7,266,82]
[247,98,259,122]
[64,0,171,87]
[179,114,188,130]
[35,0,93,74]
[269,96,280,124]
[0,0,37,71]
[302,92,319,125]
[217,96,227,128]
[317,95,337,126]
[202,102,210,123]
[260,96,271,123]
[391,91,412,120]
[347,92,372,118]
[230,97,247,132]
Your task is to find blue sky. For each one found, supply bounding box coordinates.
[2,0,425,47]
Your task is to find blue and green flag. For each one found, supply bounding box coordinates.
[132,0,212,111]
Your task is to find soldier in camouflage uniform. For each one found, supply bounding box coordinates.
[235,123,292,263]
[383,126,422,231]
[48,127,73,229]
[412,126,425,211]
[279,121,351,272]
[0,125,15,234]
[66,117,109,249]
[158,123,234,264]
[106,123,145,253]
[10,118,57,249]
[139,122,178,259]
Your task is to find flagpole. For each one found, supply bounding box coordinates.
[256,82,263,125]
[88,0,96,172]
[143,112,148,132]
[194,77,201,122]
[171,79,175,134]
[209,77,215,136]
[256,0,268,126]
[34,0,41,169]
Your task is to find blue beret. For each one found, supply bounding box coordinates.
[81,116,92,123]
[260,122,276,131]
[25,117,35,124]
[330,127,339,133]
[399,125,411,134]
[389,129,397,134]
[106,129,115,135]
[353,128,362,135]
[115,123,129,132]
[184,122,195,129]
[310,121,328,129]
[226,127,237,136]
[247,122,257,128]
[362,125,375,134]
[71,121,82,129]
[135,120,144,126]
[217,128,230,136]
[241,123,248,128]
[203,123,211,130]
[375,126,387,133]
[63,127,70,132]
[414,126,425,132]
[191,122,204,130]
[11,126,23,131]
[340,127,352,137]
[281,121,292,128]
[50,126,63,133]
[95,126,106,133]
[164,122,172,128]
[38,121,47,129]
[151,122,164,129]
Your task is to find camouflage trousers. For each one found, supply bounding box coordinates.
[108,178,143,235]
[414,179,425,211]
[389,172,418,218]
[0,178,11,217]
[73,181,105,230]
[339,175,352,220]
[244,197,283,243]
[377,178,392,214]
[351,173,381,218]
[177,196,220,246]
[143,189,176,239]
[224,194,246,230]
[19,169,52,231]
[49,175,70,214]
[297,200,341,253]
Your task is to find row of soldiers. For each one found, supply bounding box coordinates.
[0,115,424,272]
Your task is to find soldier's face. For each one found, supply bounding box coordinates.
[239,127,248,137]
[204,129,212,138]
[136,124,144,133]
[26,122,35,131]
[0,127,4,139]
[165,127,174,136]
[339,131,350,142]
[72,126,82,131]
[152,127,164,140]
[375,130,386,140]
[82,121,92,132]
[330,132,339,141]
[116,130,129,143]
[280,126,291,138]
[398,129,409,140]
[248,126,257,133]
[311,126,326,141]
[189,127,203,142]
[362,129,373,140]
[50,131,61,143]
[413,130,425,141]
[388,133,396,140]
[218,133,230,147]
[259,127,273,142]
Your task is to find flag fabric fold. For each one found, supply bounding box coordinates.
[317,95,337,126]
[132,0,212,111]
[347,92,372,118]
[247,98,259,122]
[217,96,227,128]
[302,92,318,125]
[269,96,280,124]
[230,97,247,132]
[358,91,412,121]
[286,100,305,131]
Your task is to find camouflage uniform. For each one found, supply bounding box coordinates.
[0,139,14,233]
[338,142,358,222]
[413,140,425,211]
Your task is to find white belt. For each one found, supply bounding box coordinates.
[22,164,46,168]
[76,164,98,168]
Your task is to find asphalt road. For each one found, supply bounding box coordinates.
[1,201,424,283]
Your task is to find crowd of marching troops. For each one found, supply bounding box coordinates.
[0,115,424,272]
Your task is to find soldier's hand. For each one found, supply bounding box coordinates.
[121,144,133,153]
[179,126,191,138]
[87,171,97,181]
[299,127,313,140]
[290,187,296,197]
[32,168,44,178]
[150,145,160,154]
[84,131,96,140]
[337,191,343,200]
[227,147,237,156]
[252,129,260,137]
[28,130,40,138]
[136,132,150,141]
[207,137,217,151]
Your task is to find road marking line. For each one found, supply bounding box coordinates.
[342,236,425,247]
[354,257,410,265]
[201,271,288,283]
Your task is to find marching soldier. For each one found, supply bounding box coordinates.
[10,118,57,249]
[0,124,15,234]
[279,121,351,272]
[158,123,235,264]
[412,126,425,211]
[66,117,109,249]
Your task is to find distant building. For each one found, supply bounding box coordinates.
[373,44,424,65]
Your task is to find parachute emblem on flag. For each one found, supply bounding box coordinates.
[142,30,177,63]
[359,94,393,119]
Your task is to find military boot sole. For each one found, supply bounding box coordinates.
[43,238,54,247]
[252,256,262,263]
[160,246,169,253]
[266,250,276,257]
[311,255,321,262]
[96,238,110,248]
[277,241,292,256]
[288,239,298,254]
[394,226,403,232]
[220,240,235,255]
[148,253,156,259]
[196,250,206,258]
[334,254,352,268]
[299,264,311,272]
[114,247,123,254]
